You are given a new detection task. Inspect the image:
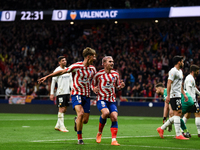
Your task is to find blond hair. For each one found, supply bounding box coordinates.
[102,56,113,65]
[82,47,96,58]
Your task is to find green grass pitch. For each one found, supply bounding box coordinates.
[0,113,199,150]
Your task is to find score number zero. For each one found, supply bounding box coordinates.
[21,11,43,20]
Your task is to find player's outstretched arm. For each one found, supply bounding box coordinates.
[38,70,67,84]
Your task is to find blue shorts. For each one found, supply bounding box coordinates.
[71,95,90,113]
[97,100,118,113]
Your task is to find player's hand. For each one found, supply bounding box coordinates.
[38,77,47,84]
[165,95,170,104]
[93,86,99,94]
[120,80,125,88]
[50,94,54,101]
[184,95,188,102]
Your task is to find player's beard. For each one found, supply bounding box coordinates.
[194,71,198,77]
[180,63,183,69]
[87,58,94,66]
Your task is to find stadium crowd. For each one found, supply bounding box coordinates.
[1,18,200,102]
[1,0,200,10]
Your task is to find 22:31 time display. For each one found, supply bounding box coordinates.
[21,11,43,20]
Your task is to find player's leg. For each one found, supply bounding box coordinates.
[157,116,174,138]
[170,98,188,140]
[57,106,69,132]
[59,94,70,132]
[96,100,109,143]
[183,112,191,124]
[109,102,120,146]
[180,118,191,138]
[82,96,91,125]
[55,95,68,132]
[194,102,200,137]
[71,95,85,144]
[74,105,85,144]
[167,105,174,132]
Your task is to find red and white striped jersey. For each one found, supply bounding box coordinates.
[66,61,96,97]
[91,69,121,102]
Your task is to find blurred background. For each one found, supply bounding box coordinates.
[1,0,200,105]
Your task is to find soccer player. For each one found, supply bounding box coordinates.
[50,56,73,132]
[38,47,97,144]
[157,56,189,140]
[91,56,125,146]
[183,64,200,137]
[155,83,194,138]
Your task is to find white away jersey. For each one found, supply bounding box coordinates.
[91,69,121,102]
[184,74,196,102]
[66,61,96,97]
[50,66,73,96]
[168,67,183,98]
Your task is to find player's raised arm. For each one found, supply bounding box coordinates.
[38,69,68,84]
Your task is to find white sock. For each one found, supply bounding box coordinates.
[183,117,187,124]
[195,117,200,134]
[174,116,181,136]
[112,138,116,142]
[161,116,174,130]
[58,112,65,127]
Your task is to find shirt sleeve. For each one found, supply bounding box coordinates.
[66,63,78,73]
[168,69,175,81]
[50,77,56,95]
[185,83,193,96]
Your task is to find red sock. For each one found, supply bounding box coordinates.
[77,131,82,140]
[110,128,118,139]
[99,122,105,133]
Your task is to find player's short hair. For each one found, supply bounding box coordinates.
[155,82,165,88]
[102,56,113,65]
[190,64,200,72]
[58,56,65,62]
[82,47,96,58]
[173,56,184,65]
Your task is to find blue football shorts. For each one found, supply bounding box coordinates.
[97,100,118,113]
[71,94,90,113]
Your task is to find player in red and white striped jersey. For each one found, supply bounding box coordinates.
[38,47,96,145]
[91,56,125,146]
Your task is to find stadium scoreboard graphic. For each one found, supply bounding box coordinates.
[0,6,200,21]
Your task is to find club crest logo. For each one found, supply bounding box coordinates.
[70,11,77,20]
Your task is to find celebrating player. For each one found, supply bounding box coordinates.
[38,47,97,144]
[50,56,73,132]
[91,56,125,146]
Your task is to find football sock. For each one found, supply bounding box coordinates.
[174,116,181,136]
[111,121,118,141]
[195,117,200,134]
[183,116,187,124]
[77,131,82,140]
[161,116,174,130]
[58,112,65,127]
[98,116,107,133]
[180,118,187,131]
